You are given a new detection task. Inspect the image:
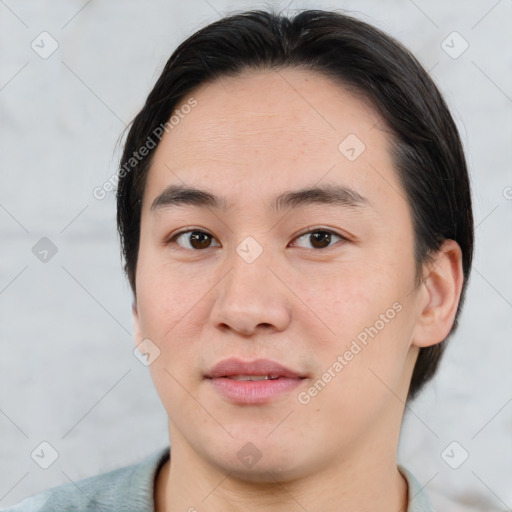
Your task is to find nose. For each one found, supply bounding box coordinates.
[209,248,292,336]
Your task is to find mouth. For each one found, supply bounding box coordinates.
[221,374,281,381]
[205,358,307,404]
[205,357,305,379]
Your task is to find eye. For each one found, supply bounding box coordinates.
[291,228,346,250]
[170,230,220,250]
[167,227,347,251]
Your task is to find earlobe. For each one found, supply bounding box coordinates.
[412,239,464,348]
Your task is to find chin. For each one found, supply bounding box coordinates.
[225,461,310,485]
[208,443,313,484]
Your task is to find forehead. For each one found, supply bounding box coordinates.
[143,67,400,212]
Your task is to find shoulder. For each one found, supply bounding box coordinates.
[398,464,436,512]
[2,446,170,512]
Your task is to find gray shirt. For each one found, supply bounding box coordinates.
[2,447,435,511]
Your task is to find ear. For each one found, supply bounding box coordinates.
[412,239,464,348]
[132,300,142,347]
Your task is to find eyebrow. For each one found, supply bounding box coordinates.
[150,183,371,215]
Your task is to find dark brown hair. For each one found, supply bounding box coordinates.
[116,9,474,401]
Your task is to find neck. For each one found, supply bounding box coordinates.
[156,425,409,512]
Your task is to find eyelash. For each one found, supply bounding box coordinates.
[166,227,348,251]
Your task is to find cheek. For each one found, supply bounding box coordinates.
[308,262,401,336]
[135,255,213,339]
[134,260,218,401]
[302,308,412,433]
[311,278,417,417]
[302,258,416,384]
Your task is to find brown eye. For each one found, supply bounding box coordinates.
[293,229,345,250]
[172,230,220,250]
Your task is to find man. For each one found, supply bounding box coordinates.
[6,8,473,512]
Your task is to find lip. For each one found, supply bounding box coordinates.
[206,357,304,379]
[205,357,307,405]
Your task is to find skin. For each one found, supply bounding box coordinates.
[132,67,463,512]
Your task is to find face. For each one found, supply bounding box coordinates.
[133,68,426,481]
